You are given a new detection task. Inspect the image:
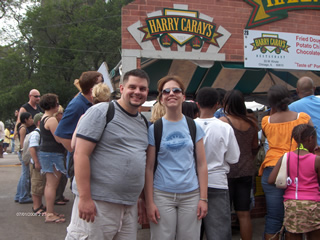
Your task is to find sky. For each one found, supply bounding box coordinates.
[0,1,110,45]
[0,2,37,45]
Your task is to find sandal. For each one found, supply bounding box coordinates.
[62,197,70,202]
[32,204,46,216]
[45,213,66,223]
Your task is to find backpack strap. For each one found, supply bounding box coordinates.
[154,118,163,173]
[18,125,27,132]
[35,128,41,145]
[105,101,115,128]
[140,113,149,129]
[185,116,197,162]
[105,101,148,129]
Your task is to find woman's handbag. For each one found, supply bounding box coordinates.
[275,152,289,189]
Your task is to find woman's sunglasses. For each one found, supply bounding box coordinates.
[162,87,182,95]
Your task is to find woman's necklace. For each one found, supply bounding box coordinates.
[296,143,309,152]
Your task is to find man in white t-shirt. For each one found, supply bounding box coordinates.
[195,87,240,240]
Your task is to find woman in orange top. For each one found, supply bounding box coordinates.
[260,85,312,240]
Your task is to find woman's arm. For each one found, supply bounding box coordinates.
[267,156,283,184]
[145,145,160,224]
[19,127,27,149]
[195,139,208,220]
[314,156,320,183]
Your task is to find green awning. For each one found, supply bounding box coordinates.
[141,59,320,104]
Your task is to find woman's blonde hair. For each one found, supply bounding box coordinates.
[53,105,64,117]
[150,102,166,123]
[92,83,111,104]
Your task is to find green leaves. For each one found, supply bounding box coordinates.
[0,0,132,121]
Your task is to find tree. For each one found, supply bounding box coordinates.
[0,0,133,121]
[0,0,30,19]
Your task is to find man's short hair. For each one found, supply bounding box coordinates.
[122,69,150,85]
[79,71,103,94]
[196,87,219,108]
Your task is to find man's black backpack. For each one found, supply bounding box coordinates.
[153,116,197,173]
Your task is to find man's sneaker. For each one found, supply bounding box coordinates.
[3,152,8,155]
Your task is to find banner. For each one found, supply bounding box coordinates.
[244,0,320,28]
[244,30,320,71]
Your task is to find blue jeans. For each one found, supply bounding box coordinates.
[203,188,231,240]
[261,167,285,235]
[15,152,31,202]
[11,139,15,153]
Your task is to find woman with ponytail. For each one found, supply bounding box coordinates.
[259,85,313,239]
[268,124,320,239]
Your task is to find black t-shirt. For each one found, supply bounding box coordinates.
[21,103,42,132]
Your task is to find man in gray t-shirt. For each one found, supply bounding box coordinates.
[66,69,150,240]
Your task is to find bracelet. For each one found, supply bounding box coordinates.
[199,198,208,203]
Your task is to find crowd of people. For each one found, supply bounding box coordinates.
[5,70,320,240]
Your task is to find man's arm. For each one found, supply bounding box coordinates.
[74,137,97,222]
[30,147,41,170]
[56,137,72,152]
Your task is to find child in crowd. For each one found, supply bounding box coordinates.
[269,124,320,240]
[29,113,46,215]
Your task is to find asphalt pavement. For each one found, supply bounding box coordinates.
[0,153,265,240]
